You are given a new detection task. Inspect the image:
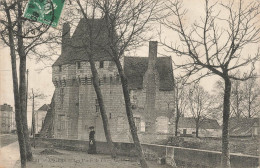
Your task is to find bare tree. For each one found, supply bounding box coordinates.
[230,80,244,118]
[174,77,188,136]
[74,0,117,158]
[214,76,260,119]
[93,0,166,167]
[160,0,260,167]
[1,1,27,167]
[242,77,260,118]
[215,79,245,118]
[0,0,56,166]
[188,84,211,137]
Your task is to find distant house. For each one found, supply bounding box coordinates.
[178,117,221,137]
[229,117,259,137]
[36,104,50,133]
[0,103,15,133]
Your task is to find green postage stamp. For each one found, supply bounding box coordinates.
[23,0,65,27]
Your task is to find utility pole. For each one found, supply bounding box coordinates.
[32,89,35,148]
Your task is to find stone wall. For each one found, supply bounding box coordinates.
[52,58,175,142]
[52,40,175,142]
[32,138,259,168]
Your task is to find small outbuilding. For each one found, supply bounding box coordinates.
[178,117,221,137]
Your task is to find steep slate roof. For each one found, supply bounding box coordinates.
[229,117,259,136]
[53,18,113,66]
[38,104,50,111]
[178,117,221,129]
[124,56,174,91]
[53,19,174,91]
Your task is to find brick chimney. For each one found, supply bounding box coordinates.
[145,41,158,122]
[62,22,70,54]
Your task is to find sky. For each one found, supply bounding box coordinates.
[0,0,259,126]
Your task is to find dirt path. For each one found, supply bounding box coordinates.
[0,141,20,168]
[13,147,172,168]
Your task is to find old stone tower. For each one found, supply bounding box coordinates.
[52,18,175,142]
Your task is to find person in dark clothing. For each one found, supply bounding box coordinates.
[88,126,96,154]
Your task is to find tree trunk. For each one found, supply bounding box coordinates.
[114,58,149,168]
[175,84,179,137]
[17,1,33,161]
[84,12,117,157]
[175,115,179,136]
[88,56,117,158]
[195,122,199,138]
[18,55,33,161]
[248,97,251,118]
[4,3,27,167]
[221,77,231,168]
[32,91,36,148]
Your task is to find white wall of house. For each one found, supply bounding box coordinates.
[36,110,47,133]
[156,116,169,133]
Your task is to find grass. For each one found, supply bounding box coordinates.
[0,134,17,147]
[157,136,259,156]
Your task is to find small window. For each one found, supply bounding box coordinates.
[109,113,112,119]
[134,117,141,132]
[59,65,62,72]
[77,62,81,69]
[145,122,152,132]
[100,61,104,68]
[110,76,113,84]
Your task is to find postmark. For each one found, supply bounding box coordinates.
[23,0,65,27]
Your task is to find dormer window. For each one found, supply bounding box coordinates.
[76,62,81,69]
[59,65,62,72]
[99,61,104,68]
